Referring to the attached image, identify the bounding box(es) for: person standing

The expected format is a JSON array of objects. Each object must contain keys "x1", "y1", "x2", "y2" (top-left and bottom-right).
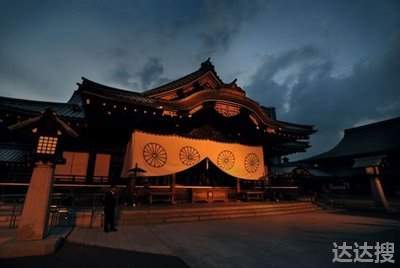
[{"x1": 104, "y1": 186, "x2": 117, "y2": 232}]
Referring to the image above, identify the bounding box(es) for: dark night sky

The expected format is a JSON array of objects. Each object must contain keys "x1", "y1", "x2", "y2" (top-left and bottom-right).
[{"x1": 1, "y1": 0, "x2": 399, "y2": 159}]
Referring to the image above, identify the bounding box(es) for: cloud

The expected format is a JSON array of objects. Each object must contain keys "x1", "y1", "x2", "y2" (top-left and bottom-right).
[
  {"x1": 109, "y1": 64, "x2": 139, "y2": 90},
  {"x1": 0, "y1": 49, "x2": 54, "y2": 100},
  {"x1": 0, "y1": 0, "x2": 398, "y2": 158},
  {"x1": 109, "y1": 57, "x2": 169, "y2": 90},
  {"x1": 136, "y1": 57, "x2": 166, "y2": 89},
  {"x1": 247, "y1": 35, "x2": 400, "y2": 159},
  {"x1": 195, "y1": 0, "x2": 265, "y2": 58}
]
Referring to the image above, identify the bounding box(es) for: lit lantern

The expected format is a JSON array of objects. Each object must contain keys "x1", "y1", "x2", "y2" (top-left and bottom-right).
[
  {"x1": 9, "y1": 108, "x2": 78, "y2": 241},
  {"x1": 9, "y1": 108, "x2": 78, "y2": 163},
  {"x1": 36, "y1": 136, "x2": 58, "y2": 155}
]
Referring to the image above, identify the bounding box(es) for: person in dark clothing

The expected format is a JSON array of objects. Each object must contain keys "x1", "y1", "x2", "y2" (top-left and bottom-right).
[{"x1": 104, "y1": 186, "x2": 117, "y2": 232}]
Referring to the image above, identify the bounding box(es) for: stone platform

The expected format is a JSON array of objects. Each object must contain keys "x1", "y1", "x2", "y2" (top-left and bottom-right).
[
  {"x1": 118, "y1": 201, "x2": 319, "y2": 225},
  {"x1": 1, "y1": 201, "x2": 320, "y2": 229},
  {"x1": 68, "y1": 210, "x2": 400, "y2": 268},
  {"x1": 0, "y1": 227, "x2": 72, "y2": 259}
]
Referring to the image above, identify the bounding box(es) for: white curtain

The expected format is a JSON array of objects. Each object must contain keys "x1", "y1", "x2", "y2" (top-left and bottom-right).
[{"x1": 122, "y1": 131, "x2": 266, "y2": 180}]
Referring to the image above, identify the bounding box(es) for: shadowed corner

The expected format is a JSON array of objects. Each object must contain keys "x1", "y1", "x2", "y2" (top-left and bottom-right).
[{"x1": 1, "y1": 241, "x2": 190, "y2": 268}]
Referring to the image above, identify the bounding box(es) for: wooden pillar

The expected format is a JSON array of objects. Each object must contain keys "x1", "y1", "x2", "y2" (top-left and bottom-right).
[
  {"x1": 86, "y1": 151, "x2": 96, "y2": 184},
  {"x1": 236, "y1": 178, "x2": 241, "y2": 201},
  {"x1": 171, "y1": 173, "x2": 176, "y2": 204},
  {"x1": 370, "y1": 175, "x2": 389, "y2": 210},
  {"x1": 17, "y1": 162, "x2": 54, "y2": 240},
  {"x1": 131, "y1": 176, "x2": 137, "y2": 205},
  {"x1": 365, "y1": 166, "x2": 389, "y2": 211}
]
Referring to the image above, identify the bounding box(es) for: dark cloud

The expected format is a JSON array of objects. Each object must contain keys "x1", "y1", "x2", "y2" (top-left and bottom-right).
[
  {"x1": 196, "y1": 0, "x2": 265, "y2": 58},
  {"x1": 247, "y1": 34, "x2": 400, "y2": 159},
  {"x1": 0, "y1": 49, "x2": 53, "y2": 99},
  {"x1": 110, "y1": 57, "x2": 169, "y2": 90},
  {"x1": 109, "y1": 64, "x2": 139, "y2": 90},
  {"x1": 136, "y1": 57, "x2": 168, "y2": 89},
  {"x1": 0, "y1": 0, "x2": 399, "y2": 158}
]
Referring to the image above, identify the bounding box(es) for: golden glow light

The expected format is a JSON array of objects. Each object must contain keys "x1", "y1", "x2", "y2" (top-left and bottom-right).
[
  {"x1": 36, "y1": 136, "x2": 58, "y2": 154},
  {"x1": 214, "y1": 102, "x2": 240, "y2": 117},
  {"x1": 122, "y1": 131, "x2": 266, "y2": 180},
  {"x1": 162, "y1": 110, "x2": 177, "y2": 117}
]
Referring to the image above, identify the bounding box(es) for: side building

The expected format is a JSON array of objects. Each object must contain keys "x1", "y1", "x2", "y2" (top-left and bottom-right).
[{"x1": 302, "y1": 117, "x2": 400, "y2": 200}]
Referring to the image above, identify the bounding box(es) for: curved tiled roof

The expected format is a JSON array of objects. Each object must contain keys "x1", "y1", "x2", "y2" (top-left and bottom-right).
[
  {"x1": 76, "y1": 74, "x2": 314, "y2": 135},
  {"x1": 78, "y1": 78, "x2": 157, "y2": 106},
  {"x1": 275, "y1": 120, "x2": 315, "y2": 134},
  {"x1": 142, "y1": 58, "x2": 223, "y2": 97},
  {"x1": 0, "y1": 143, "x2": 30, "y2": 163},
  {"x1": 0, "y1": 60, "x2": 316, "y2": 139},
  {"x1": 308, "y1": 117, "x2": 400, "y2": 160},
  {"x1": 0, "y1": 96, "x2": 84, "y2": 119}
]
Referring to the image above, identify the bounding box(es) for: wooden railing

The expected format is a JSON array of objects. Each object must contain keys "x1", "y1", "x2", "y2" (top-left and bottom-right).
[{"x1": 0, "y1": 192, "x2": 120, "y2": 229}]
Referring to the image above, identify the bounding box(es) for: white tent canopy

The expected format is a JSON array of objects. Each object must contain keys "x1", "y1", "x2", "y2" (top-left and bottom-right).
[{"x1": 122, "y1": 131, "x2": 266, "y2": 180}]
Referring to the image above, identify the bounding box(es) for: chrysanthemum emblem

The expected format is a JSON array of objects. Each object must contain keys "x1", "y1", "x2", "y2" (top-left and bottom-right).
[
  {"x1": 143, "y1": 143, "x2": 167, "y2": 168},
  {"x1": 217, "y1": 150, "x2": 235, "y2": 170},
  {"x1": 244, "y1": 153, "x2": 259, "y2": 173},
  {"x1": 179, "y1": 146, "x2": 200, "y2": 166}
]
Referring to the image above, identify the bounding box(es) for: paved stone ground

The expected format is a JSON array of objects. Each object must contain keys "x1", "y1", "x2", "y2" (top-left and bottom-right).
[
  {"x1": 1, "y1": 241, "x2": 189, "y2": 268},
  {"x1": 66, "y1": 210, "x2": 400, "y2": 268},
  {"x1": 1, "y1": 210, "x2": 399, "y2": 267}
]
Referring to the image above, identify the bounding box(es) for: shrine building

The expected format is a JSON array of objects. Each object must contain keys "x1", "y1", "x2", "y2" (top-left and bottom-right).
[{"x1": 0, "y1": 59, "x2": 315, "y2": 203}]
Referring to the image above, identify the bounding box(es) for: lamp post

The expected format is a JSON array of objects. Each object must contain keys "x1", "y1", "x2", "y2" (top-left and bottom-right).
[
  {"x1": 127, "y1": 163, "x2": 146, "y2": 206},
  {"x1": 9, "y1": 109, "x2": 78, "y2": 240}
]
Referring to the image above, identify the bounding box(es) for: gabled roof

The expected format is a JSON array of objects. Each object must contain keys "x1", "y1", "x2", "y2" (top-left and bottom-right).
[
  {"x1": 77, "y1": 78, "x2": 157, "y2": 106},
  {"x1": 307, "y1": 117, "x2": 400, "y2": 161},
  {"x1": 0, "y1": 96, "x2": 84, "y2": 119},
  {"x1": 66, "y1": 61, "x2": 316, "y2": 136},
  {"x1": 142, "y1": 58, "x2": 223, "y2": 97},
  {"x1": 0, "y1": 60, "x2": 316, "y2": 147},
  {"x1": 9, "y1": 108, "x2": 79, "y2": 138},
  {"x1": 275, "y1": 119, "x2": 315, "y2": 135}
]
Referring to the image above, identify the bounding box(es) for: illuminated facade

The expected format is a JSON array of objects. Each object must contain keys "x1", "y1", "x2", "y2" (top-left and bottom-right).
[{"x1": 0, "y1": 59, "x2": 315, "y2": 201}]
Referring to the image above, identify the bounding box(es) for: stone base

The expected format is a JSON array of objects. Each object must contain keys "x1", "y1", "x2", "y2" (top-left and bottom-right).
[
  {"x1": 17, "y1": 162, "x2": 54, "y2": 240},
  {"x1": 0, "y1": 227, "x2": 72, "y2": 259}
]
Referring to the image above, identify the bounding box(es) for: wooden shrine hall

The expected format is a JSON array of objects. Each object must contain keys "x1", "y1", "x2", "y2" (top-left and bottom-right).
[{"x1": 0, "y1": 59, "x2": 316, "y2": 203}]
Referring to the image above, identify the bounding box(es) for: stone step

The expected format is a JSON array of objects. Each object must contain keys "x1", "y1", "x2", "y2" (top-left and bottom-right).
[
  {"x1": 120, "y1": 202, "x2": 314, "y2": 215},
  {"x1": 120, "y1": 207, "x2": 320, "y2": 225},
  {"x1": 0, "y1": 202, "x2": 319, "y2": 228},
  {"x1": 119, "y1": 203, "x2": 319, "y2": 225},
  {"x1": 120, "y1": 202, "x2": 314, "y2": 216},
  {"x1": 119, "y1": 203, "x2": 316, "y2": 221}
]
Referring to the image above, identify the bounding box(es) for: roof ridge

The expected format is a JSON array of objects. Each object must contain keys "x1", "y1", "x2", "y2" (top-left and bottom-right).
[
  {"x1": 80, "y1": 77, "x2": 142, "y2": 95},
  {"x1": 0, "y1": 95, "x2": 74, "y2": 106},
  {"x1": 275, "y1": 119, "x2": 315, "y2": 130},
  {"x1": 345, "y1": 116, "x2": 400, "y2": 133},
  {"x1": 141, "y1": 69, "x2": 206, "y2": 96},
  {"x1": 142, "y1": 58, "x2": 223, "y2": 96},
  {"x1": 0, "y1": 96, "x2": 85, "y2": 119}
]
